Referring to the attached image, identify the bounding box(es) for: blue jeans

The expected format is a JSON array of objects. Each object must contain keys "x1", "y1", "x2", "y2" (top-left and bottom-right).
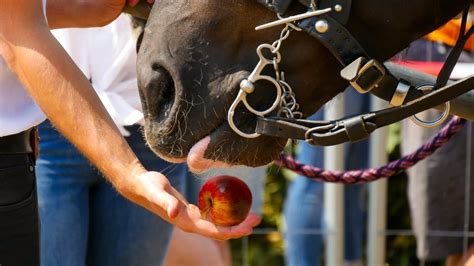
[
  {"x1": 36, "y1": 121, "x2": 185, "y2": 266},
  {"x1": 284, "y1": 89, "x2": 369, "y2": 266}
]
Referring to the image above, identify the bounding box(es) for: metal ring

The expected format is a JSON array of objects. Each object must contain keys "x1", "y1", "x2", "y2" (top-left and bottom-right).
[
  {"x1": 241, "y1": 75, "x2": 283, "y2": 117},
  {"x1": 410, "y1": 101, "x2": 451, "y2": 128}
]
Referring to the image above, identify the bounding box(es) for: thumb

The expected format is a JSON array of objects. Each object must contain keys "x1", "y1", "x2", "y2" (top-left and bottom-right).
[
  {"x1": 166, "y1": 194, "x2": 181, "y2": 219},
  {"x1": 153, "y1": 190, "x2": 181, "y2": 219}
]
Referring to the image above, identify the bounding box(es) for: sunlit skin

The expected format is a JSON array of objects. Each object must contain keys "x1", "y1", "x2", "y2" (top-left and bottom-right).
[{"x1": 199, "y1": 176, "x2": 253, "y2": 226}]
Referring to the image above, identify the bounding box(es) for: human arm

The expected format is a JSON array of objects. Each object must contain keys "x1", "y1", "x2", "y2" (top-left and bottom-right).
[
  {"x1": 46, "y1": 0, "x2": 154, "y2": 29},
  {"x1": 0, "y1": 0, "x2": 260, "y2": 240}
]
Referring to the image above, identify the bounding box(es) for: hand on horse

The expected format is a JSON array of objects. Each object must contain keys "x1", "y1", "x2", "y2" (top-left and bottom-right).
[
  {"x1": 123, "y1": 171, "x2": 262, "y2": 240},
  {"x1": 127, "y1": 0, "x2": 154, "y2": 6},
  {"x1": 46, "y1": 0, "x2": 155, "y2": 28}
]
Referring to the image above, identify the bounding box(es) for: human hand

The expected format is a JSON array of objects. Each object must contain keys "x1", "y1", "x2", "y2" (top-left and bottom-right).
[
  {"x1": 121, "y1": 171, "x2": 261, "y2": 240},
  {"x1": 127, "y1": 0, "x2": 154, "y2": 7}
]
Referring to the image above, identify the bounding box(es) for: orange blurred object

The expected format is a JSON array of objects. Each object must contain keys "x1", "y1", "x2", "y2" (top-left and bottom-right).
[{"x1": 425, "y1": 18, "x2": 474, "y2": 51}]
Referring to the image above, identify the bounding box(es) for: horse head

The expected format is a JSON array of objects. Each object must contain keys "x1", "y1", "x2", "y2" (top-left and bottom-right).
[{"x1": 136, "y1": 0, "x2": 469, "y2": 170}]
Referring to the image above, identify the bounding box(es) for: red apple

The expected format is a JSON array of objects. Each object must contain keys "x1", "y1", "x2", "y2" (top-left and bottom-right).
[{"x1": 198, "y1": 175, "x2": 253, "y2": 226}]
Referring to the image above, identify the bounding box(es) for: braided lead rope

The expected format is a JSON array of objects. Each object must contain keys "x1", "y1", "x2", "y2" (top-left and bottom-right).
[{"x1": 275, "y1": 116, "x2": 466, "y2": 184}]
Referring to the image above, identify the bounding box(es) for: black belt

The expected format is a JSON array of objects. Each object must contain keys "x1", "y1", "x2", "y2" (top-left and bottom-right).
[{"x1": 0, "y1": 129, "x2": 34, "y2": 154}]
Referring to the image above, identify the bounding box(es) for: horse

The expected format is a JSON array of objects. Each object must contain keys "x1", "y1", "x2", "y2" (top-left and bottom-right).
[{"x1": 134, "y1": 0, "x2": 472, "y2": 170}]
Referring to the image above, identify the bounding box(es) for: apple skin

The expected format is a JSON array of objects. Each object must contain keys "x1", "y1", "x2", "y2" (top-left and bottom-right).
[{"x1": 198, "y1": 175, "x2": 253, "y2": 226}]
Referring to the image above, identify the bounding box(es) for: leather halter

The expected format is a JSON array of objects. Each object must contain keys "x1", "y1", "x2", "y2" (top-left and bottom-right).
[
  {"x1": 253, "y1": 0, "x2": 474, "y2": 146},
  {"x1": 123, "y1": 1, "x2": 474, "y2": 146}
]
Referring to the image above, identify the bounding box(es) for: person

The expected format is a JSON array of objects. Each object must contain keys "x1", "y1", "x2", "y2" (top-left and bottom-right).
[
  {"x1": 0, "y1": 1, "x2": 259, "y2": 265},
  {"x1": 396, "y1": 17, "x2": 474, "y2": 265},
  {"x1": 283, "y1": 88, "x2": 369, "y2": 266},
  {"x1": 36, "y1": 14, "x2": 187, "y2": 266}
]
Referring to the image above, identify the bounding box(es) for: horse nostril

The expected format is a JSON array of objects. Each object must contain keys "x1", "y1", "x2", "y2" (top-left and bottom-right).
[
  {"x1": 152, "y1": 64, "x2": 175, "y2": 103},
  {"x1": 144, "y1": 64, "x2": 176, "y2": 121},
  {"x1": 152, "y1": 63, "x2": 161, "y2": 71},
  {"x1": 140, "y1": 63, "x2": 176, "y2": 122}
]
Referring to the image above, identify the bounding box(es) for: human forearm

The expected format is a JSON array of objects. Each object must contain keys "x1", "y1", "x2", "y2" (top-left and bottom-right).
[
  {"x1": 46, "y1": 0, "x2": 154, "y2": 29},
  {"x1": 46, "y1": 0, "x2": 124, "y2": 29},
  {"x1": 2, "y1": 22, "x2": 143, "y2": 189}
]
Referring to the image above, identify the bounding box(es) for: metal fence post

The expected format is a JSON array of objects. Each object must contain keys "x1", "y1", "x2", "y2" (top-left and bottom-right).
[
  {"x1": 324, "y1": 96, "x2": 345, "y2": 266},
  {"x1": 367, "y1": 96, "x2": 389, "y2": 266}
]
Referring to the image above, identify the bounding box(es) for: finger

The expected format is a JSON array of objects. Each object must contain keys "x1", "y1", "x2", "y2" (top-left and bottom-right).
[
  {"x1": 162, "y1": 192, "x2": 181, "y2": 219},
  {"x1": 167, "y1": 185, "x2": 189, "y2": 205},
  {"x1": 190, "y1": 212, "x2": 261, "y2": 240},
  {"x1": 187, "y1": 137, "x2": 232, "y2": 173},
  {"x1": 128, "y1": 0, "x2": 139, "y2": 6},
  {"x1": 148, "y1": 188, "x2": 182, "y2": 219},
  {"x1": 215, "y1": 213, "x2": 261, "y2": 238}
]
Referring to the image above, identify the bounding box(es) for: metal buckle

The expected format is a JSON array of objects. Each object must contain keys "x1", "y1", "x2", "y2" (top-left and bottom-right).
[{"x1": 351, "y1": 59, "x2": 386, "y2": 94}]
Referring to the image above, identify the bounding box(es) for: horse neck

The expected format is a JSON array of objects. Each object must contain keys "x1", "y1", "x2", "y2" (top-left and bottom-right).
[{"x1": 348, "y1": 0, "x2": 471, "y2": 60}]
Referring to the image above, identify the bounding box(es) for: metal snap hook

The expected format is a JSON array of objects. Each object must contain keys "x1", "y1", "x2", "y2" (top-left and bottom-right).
[{"x1": 227, "y1": 44, "x2": 284, "y2": 138}]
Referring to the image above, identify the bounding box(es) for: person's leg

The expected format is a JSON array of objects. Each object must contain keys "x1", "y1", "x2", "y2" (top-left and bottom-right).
[
  {"x1": 36, "y1": 121, "x2": 93, "y2": 266},
  {"x1": 165, "y1": 227, "x2": 229, "y2": 266},
  {"x1": 0, "y1": 153, "x2": 39, "y2": 266},
  {"x1": 343, "y1": 184, "x2": 365, "y2": 264},
  {"x1": 87, "y1": 125, "x2": 185, "y2": 266},
  {"x1": 283, "y1": 110, "x2": 325, "y2": 266},
  {"x1": 342, "y1": 89, "x2": 369, "y2": 264},
  {"x1": 284, "y1": 174, "x2": 324, "y2": 266}
]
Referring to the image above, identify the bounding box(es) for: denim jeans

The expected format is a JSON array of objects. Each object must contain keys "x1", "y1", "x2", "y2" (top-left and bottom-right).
[
  {"x1": 283, "y1": 89, "x2": 369, "y2": 266},
  {"x1": 36, "y1": 121, "x2": 185, "y2": 266}
]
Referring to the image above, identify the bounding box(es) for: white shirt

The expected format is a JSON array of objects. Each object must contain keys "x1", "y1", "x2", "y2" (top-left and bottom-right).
[
  {"x1": 52, "y1": 15, "x2": 143, "y2": 136},
  {"x1": 0, "y1": 0, "x2": 48, "y2": 137}
]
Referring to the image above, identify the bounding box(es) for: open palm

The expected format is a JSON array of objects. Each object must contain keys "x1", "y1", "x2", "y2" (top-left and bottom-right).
[{"x1": 123, "y1": 171, "x2": 261, "y2": 240}]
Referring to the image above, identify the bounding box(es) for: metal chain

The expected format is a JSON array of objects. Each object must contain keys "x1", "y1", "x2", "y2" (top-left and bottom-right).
[
  {"x1": 268, "y1": 24, "x2": 303, "y2": 119},
  {"x1": 227, "y1": 14, "x2": 307, "y2": 138}
]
